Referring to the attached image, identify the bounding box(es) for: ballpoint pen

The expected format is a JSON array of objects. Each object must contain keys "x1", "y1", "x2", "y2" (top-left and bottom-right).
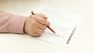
[{"x1": 31, "y1": 11, "x2": 55, "y2": 33}]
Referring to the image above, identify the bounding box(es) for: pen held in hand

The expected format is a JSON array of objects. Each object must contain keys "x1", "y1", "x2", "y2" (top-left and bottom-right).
[{"x1": 31, "y1": 11, "x2": 55, "y2": 33}]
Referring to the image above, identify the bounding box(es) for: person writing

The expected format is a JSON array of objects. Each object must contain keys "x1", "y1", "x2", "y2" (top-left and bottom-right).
[{"x1": 0, "y1": 11, "x2": 50, "y2": 37}]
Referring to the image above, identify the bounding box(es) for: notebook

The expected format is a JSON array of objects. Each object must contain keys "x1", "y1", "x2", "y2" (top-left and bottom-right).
[{"x1": 32, "y1": 7, "x2": 81, "y2": 46}]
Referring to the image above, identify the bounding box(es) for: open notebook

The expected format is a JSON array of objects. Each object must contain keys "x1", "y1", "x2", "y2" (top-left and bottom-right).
[{"x1": 32, "y1": 7, "x2": 81, "y2": 46}]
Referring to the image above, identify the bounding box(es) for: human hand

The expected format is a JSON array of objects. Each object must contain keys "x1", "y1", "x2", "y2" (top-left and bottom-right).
[{"x1": 24, "y1": 13, "x2": 50, "y2": 37}]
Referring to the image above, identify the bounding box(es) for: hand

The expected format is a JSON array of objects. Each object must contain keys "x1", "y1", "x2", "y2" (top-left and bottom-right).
[{"x1": 24, "y1": 13, "x2": 50, "y2": 37}]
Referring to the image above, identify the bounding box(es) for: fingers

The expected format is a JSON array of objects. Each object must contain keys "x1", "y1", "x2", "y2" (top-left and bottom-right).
[
  {"x1": 25, "y1": 13, "x2": 50, "y2": 37},
  {"x1": 31, "y1": 15, "x2": 49, "y2": 26},
  {"x1": 36, "y1": 13, "x2": 47, "y2": 20},
  {"x1": 30, "y1": 31, "x2": 41, "y2": 37},
  {"x1": 31, "y1": 25, "x2": 45, "y2": 37},
  {"x1": 35, "y1": 22, "x2": 47, "y2": 30},
  {"x1": 32, "y1": 21, "x2": 46, "y2": 33},
  {"x1": 35, "y1": 28, "x2": 44, "y2": 35},
  {"x1": 27, "y1": 19, "x2": 47, "y2": 37}
]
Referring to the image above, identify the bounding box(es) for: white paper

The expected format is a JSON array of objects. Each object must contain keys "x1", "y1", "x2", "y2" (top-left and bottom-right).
[{"x1": 32, "y1": 7, "x2": 81, "y2": 46}]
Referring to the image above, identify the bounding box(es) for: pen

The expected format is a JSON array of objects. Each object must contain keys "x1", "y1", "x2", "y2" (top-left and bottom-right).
[{"x1": 31, "y1": 11, "x2": 55, "y2": 33}]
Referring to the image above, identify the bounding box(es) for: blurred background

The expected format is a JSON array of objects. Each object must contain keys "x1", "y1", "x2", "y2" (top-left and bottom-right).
[{"x1": 0, "y1": 0, "x2": 94, "y2": 53}]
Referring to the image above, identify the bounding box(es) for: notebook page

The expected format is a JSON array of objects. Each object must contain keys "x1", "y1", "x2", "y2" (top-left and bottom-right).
[{"x1": 32, "y1": 7, "x2": 81, "y2": 46}]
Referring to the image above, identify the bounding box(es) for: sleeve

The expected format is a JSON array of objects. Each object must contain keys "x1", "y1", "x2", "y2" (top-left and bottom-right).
[{"x1": 0, "y1": 11, "x2": 27, "y2": 33}]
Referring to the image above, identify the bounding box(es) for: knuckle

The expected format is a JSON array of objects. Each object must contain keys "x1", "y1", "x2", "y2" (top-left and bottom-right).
[
  {"x1": 39, "y1": 17, "x2": 44, "y2": 21},
  {"x1": 39, "y1": 29, "x2": 43, "y2": 34},
  {"x1": 42, "y1": 25, "x2": 46, "y2": 29},
  {"x1": 44, "y1": 21, "x2": 49, "y2": 26},
  {"x1": 31, "y1": 32, "x2": 41, "y2": 37},
  {"x1": 35, "y1": 17, "x2": 43, "y2": 22},
  {"x1": 38, "y1": 14, "x2": 47, "y2": 19}
]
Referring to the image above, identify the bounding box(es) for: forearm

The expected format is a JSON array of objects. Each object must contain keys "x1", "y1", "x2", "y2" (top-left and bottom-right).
[{"x1": 0, "y1": 11, "x2": 27, "y2": 33}]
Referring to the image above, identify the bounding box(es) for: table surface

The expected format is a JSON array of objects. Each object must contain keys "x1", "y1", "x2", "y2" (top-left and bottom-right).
[{"x1": 0, "y1": 0, "x2": 94, "y2": 53}]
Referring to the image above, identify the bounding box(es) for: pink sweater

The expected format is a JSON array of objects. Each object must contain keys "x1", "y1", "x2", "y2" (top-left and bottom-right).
[{"x1": 0, "y1": 12, "x2": 27, "y2": 33}]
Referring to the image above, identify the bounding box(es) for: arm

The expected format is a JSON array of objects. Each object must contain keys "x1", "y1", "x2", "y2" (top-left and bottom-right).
[
  {"x1": 0, "y1": 11, "x2": 27, "y2": 33},
  {"x1": 0, "y1": 11, "x2": 49, "y2": 37}
]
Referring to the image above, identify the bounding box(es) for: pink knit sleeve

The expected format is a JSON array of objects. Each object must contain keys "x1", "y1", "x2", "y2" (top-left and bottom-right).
[{"x1": 0, "y1": 12, "x2": 27, "y2": 33}]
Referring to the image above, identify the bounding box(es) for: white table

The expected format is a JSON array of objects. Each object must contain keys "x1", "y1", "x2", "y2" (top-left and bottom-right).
[{"x1": 0, "y1": 0, "x2": 94, "y2": 53}]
